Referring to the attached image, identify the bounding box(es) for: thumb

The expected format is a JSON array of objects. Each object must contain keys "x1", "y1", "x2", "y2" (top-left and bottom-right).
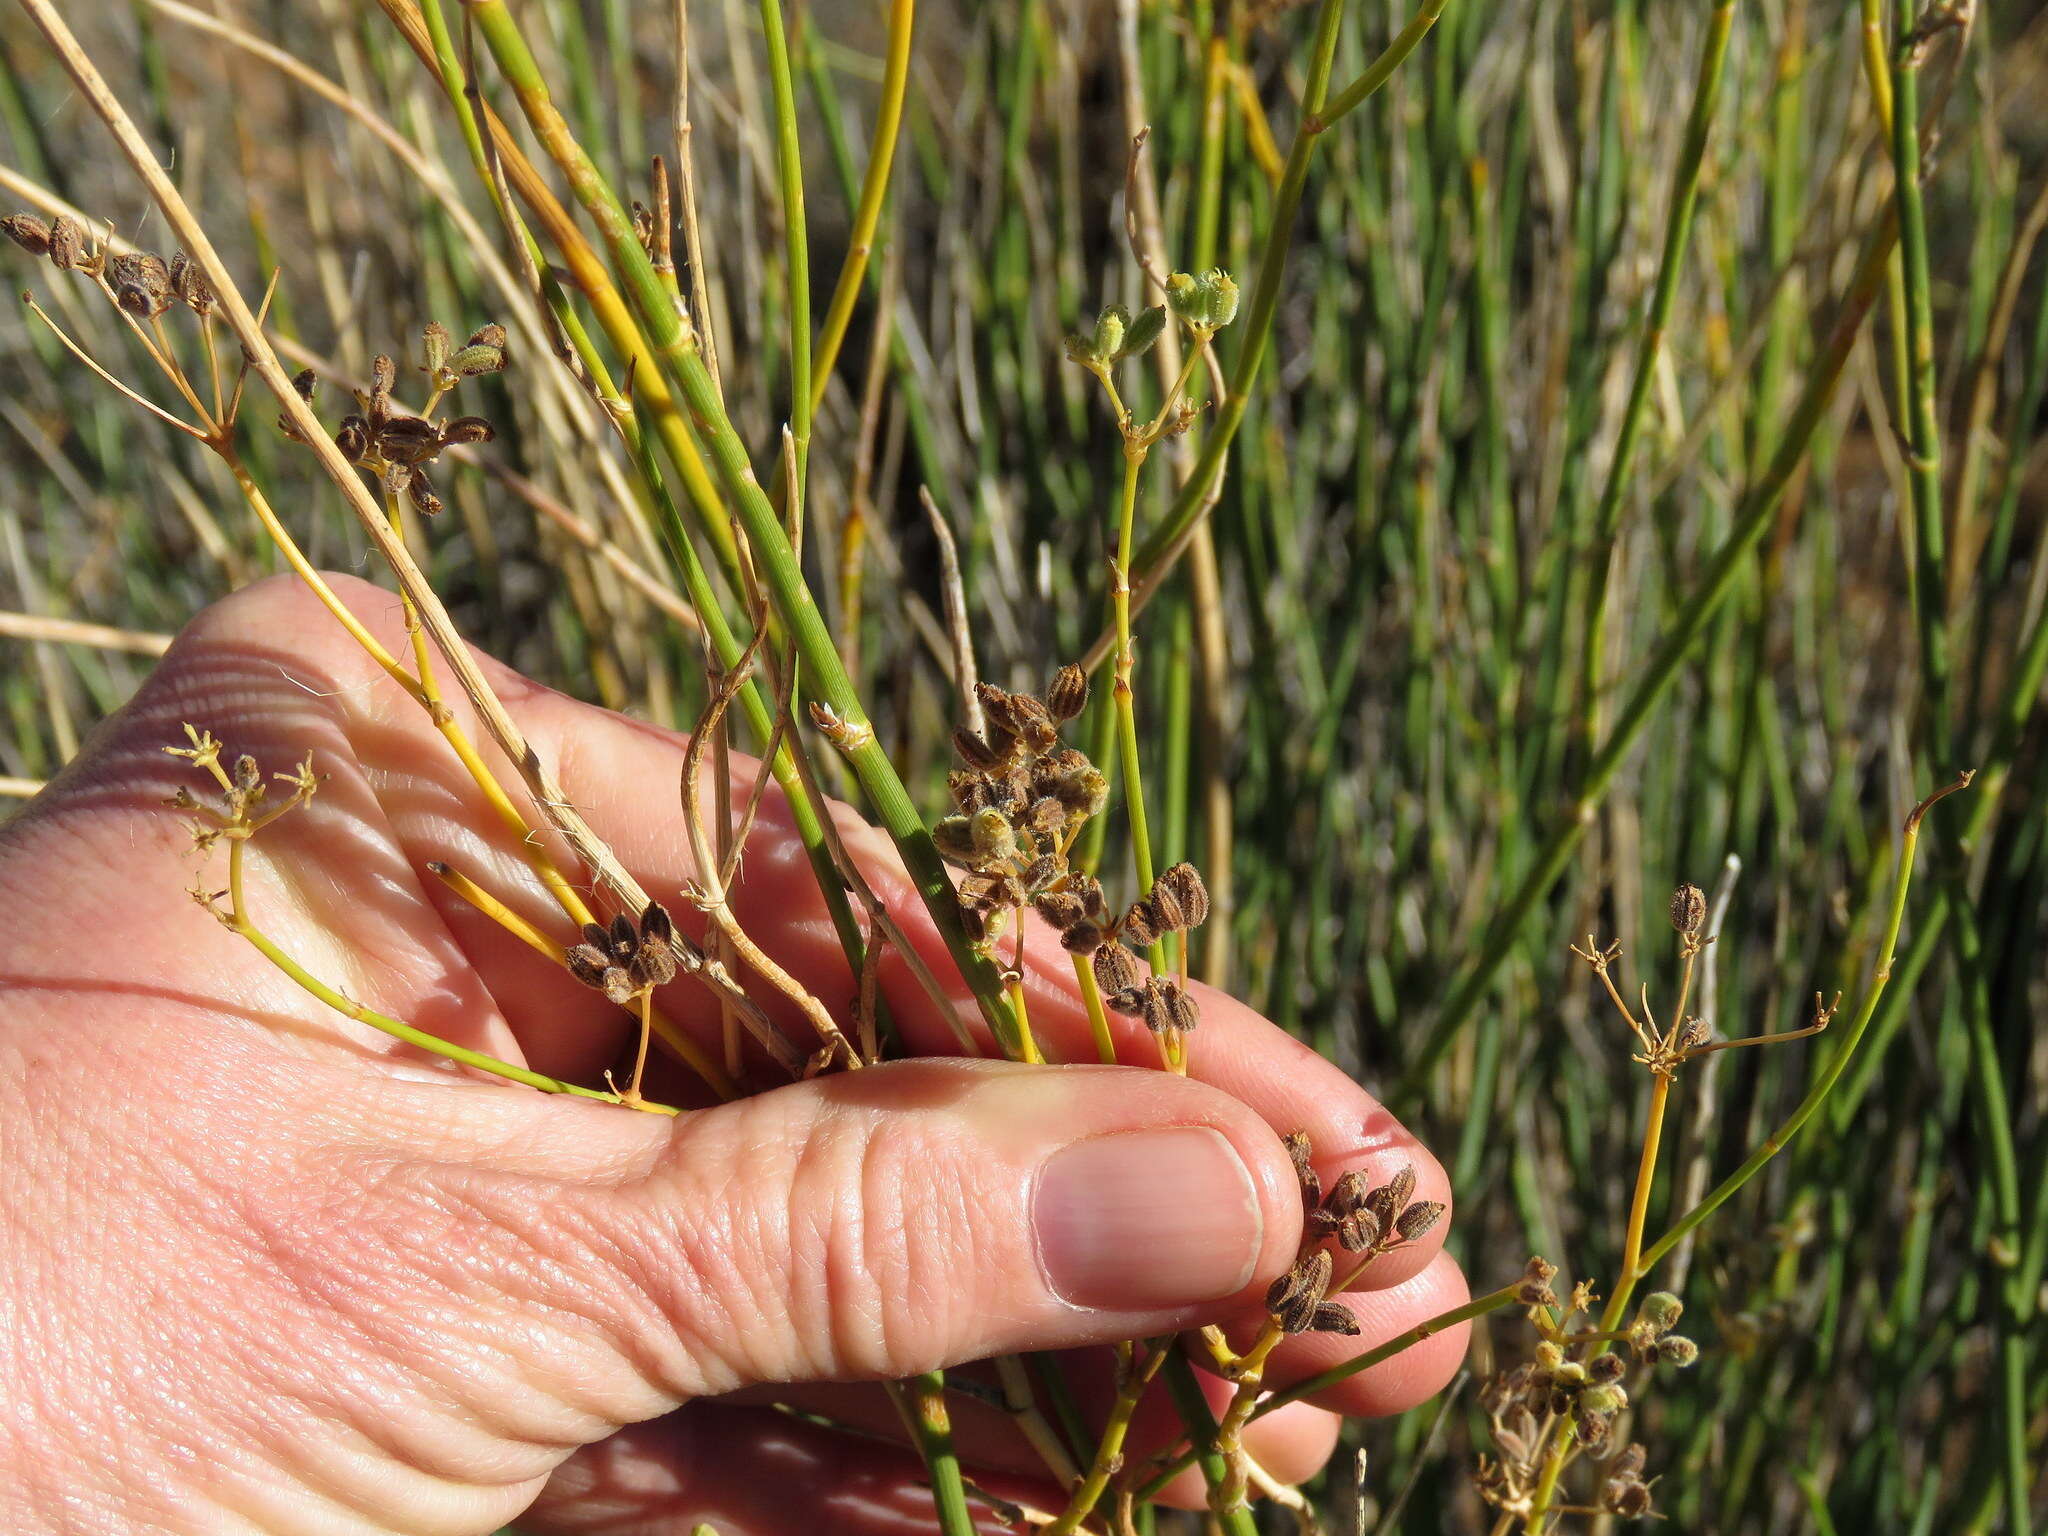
[{"x1": 510, "y1": 1058, "x2": 1304, "y2": 1396}]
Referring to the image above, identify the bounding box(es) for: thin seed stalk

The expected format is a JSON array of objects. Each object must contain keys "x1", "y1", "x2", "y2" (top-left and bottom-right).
[
  {"x1": 899, "y1": 1373, "x2": 976, "y2": 1536},
  {"x1": 1039, "y1": 1341, "x2": 1167, "y2": 1536},
  {"x1": 225, "y1": 840, "x2": 675, "y2": 1113},
  {"x1": 1520, "y1": 774, "x2": 1968, "y2": 1530},
  {"x1": 1104, "y1": 0, "x2": 1461, "y2": 649}
]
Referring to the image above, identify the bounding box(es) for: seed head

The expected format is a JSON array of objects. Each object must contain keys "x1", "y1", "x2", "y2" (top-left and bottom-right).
[
  {"x1": 1655, "y1": 1335, "x2": 1699, "y2": 1367},
  {"x1": 1090, "y1": 943, "x2": 1142, "y2": 996},
  {"x1": 334, "y1": 414, "x2": 371, "y2": 463},
  {"x1": 1309, "y1": 1302, "x2": 1360, "y2": 1335},
  {"x1": 1104, "y1": 985, "x2": 1147, "y2": 1016},
  {"x1": 1045, "y1": 663, "x2": 1089, "y2": 722},
  {"x1": 968, "y1": 806, "x2": 1018, "y2": 863},
  {"x1": 1395, "y1": 1199, "x2": 1447, "y2": 1243},
  {"x1": 439, "y1": 415, "x2": 496, "y2": 446},
  {"x1": 421, "y1": 320, "x2": 451, "y2": 375},
  {"x1": 405, "y1": 466, "x2": 443, "y2": 516},
  {"x1": 377, "y1": 415, "x2": 443, "y2": 465},
  {"x1": 106, "y1": 250, "x2": 172, "y2": 317},
  {"x1": 1333, "y1": 1207, "x2": 1381, "y2": 1253},
  {"x1": 1120, "y1": 899, "x2": 1160, "y2": 949},
  {"x1": 1147, "y1": 879, "x2": 1186, "y2": 933},
  {"x1": 47, "y1": 216, "x2": 86, "y2": 270},
  {"x1": 1034, "y1": 890, "x2": 1085, "y2": 930},
  {"x1": 2, "y1": 213, "x2": 51, "y2": 255},
  {"x1": 952, "y1": 728, "x2": 1003, "y2": 771},
  {"x1": 1636, "y1": 1292, "x2": 1683, "y2": 1333},
  {"x1": 1156, "y1": 862, "x2": 1210, "y2": 928},
  {"x1": 1057, "y1": 920, "x2": 1105, "y2": 954},
  {"x1": 1283, "y1": 1130, "x2": 1320, "y2": 1216},
  {"x1": 1267, "y1": 1249, "x2": 1333, "y2": 1334},
  {"x1": 1603, "y1": 1479, "x2": 1653, "y2": 1519},
  {"x1": 1670, "y1": 882, "x2": 1707, "y2": 936},
  {"x1": 168, "y1": 252, "x2": 214, "y2": 314},
  {"x1": 1321, "y1": 1169, "x2": 1369, "y2": 1221}
]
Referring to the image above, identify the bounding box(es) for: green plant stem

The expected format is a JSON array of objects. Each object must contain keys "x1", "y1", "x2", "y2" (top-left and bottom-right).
[
  {"x1": 809, "y1": 0, "x2": 911, "y2": 408},
  {"x1": 225, "y1": 840, "x2": 675, "y2": 1114},
  {"x1": 1040, "y1": 1341, "x2": 1166, "y2": 1536},
  {"x1": 899, "y1": 1373, "x2": 976, "y2": 1536},
  {"x1": 1633, "y1": 772, "x2": 1969, "y2": 1278},
  {"x1": 1157, "y1": 1347, "x2": 1258, "y2": 1536},
  {"x1": 758, "y1": 0, "x2": 810, "y2": 508},
  {"x1": 1524, "y1": 775, "x2": 1965, "y2": 1530},
  {"x1": 1086, "y1": 0, "x2": 1348, "y2": 666},
  {"x1": 1072, "y1": 952, "x2": 1119, "y2": 1064},
  {"x1": 1574, "y1": 0, "x2": 1735, "y2": 747}
]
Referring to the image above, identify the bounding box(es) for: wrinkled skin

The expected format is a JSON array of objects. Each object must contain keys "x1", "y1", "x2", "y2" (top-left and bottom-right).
[{"x1": 0, "y1": 576, "x2": 1468, "y2": 1534}]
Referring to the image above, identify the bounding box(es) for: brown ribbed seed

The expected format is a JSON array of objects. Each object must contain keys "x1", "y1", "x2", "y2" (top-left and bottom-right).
[
  {"x1": 1045, "y1": 663, "x2": 1088, "y2": 722},
  {"x1": 1120, "y1": 901, "x2": 1160, "y2": 949},
  {"x1": 1322, "y1": 1169, "x2": 1369, "y2": 1220},
  {"x1": 334, "y1": 415, "x2": 370, "y2": 462},
  {"x1": 1157, "y1": 862, "x2": 1211, "y2": 928},
  {"x1": 106, "y1": 251, "x2": 172, "y2": 317},
  {"x1": 405, "y1": 468, "x2": 442, "y2": 516},
  {"x1": 1147, "y1": 880, "x2": 1186, "y2": 933},
  {"x1": 1, "y1": 213, "x2": 51, "y2": 254},
  {"x1": 377, "y1": 416, "x2": 443, "y2": 465},
  {"x1": 1058, "y1": 921, "x2": 1105, "y2": 954},
  {"x1": 1283, "y1": 1130, "x2": 1321, "y2": 1215},
  {"x1": 47, "y1": 216, "x2": 86, "y2": 269},
  {"x1": 168, "y1": 252, "x2": 214, "y2": 314},
  {"x1": 1396, "y1": 1200, "x2": 1447, "y2": 1243},
  {"x1": 1104, "y1": 986, "x2": 1148, "y2": 1017},
  {"x1": 952, "y1": 728, "x2": 1002, "y2": 771},
  {"x1": 1670, "y1": 882, "x2": 1707, "y2": 935},
  {"x1": 1309, "y1": 1303, "x2": 1361, "y2": 1336},
  {"x1": 634, "y1": 903, "x2": 679, "y2": 986},
  {"x1": 1336, "y1": 1208, "x2": 1382, "y2": 1253},
  {"x1": 1156, "y1": 980, "x2": 1200, "y2": 1032},
  {"x1": 1034, "y1": 890, "x2": 1085, "y2": 930},
  {"x1": 1267, "y1": 1250, "x2": 1333, "y2": 1334},
  {"x1": 439, "y1": 415, "x2": 495, "y2": 446}
]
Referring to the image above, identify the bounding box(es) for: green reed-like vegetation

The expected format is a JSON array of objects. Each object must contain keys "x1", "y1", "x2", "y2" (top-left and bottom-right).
[{"x1": 1, "y1": 0, "x2": 2044, "y2": 1529}]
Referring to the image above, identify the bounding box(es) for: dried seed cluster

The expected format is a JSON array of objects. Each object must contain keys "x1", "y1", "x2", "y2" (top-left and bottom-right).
[
  {"x1": 565, "y1": 902, "x2": 681, "y2": 1006},
  {"x1": 1263, "y1": 1248, "x2": 1357, "y2": 1337},
  {"x1": 4, "y1": 212, "x2": 215, "y2": 316},
  {"x1": 935, "y1": 669, "x2": 1107, "y2": 949},
  {"x1": 1284, "y1": 1131, "x2": 1445, "y2": 1259},
  {"x1": 298, "y1": 326, "x2": 503, "y2": 515},
  {"x1": 1475, "y1": 1274, "x2": 1696, "y2": 1522}
]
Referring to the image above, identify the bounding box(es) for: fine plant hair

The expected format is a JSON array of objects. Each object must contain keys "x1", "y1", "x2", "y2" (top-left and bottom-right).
[{"x1": 2, "y1": 0, "x2": 2045, "y2": 1533}]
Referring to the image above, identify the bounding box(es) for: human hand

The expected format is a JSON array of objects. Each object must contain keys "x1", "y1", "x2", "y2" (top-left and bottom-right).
[{"x1": 0, "y1": 575, "x2": 1467, "y2": 1534}]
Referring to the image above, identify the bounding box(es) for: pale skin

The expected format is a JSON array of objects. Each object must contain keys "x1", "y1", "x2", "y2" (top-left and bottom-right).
[{"x1": 0, "y1": 574, "x2": 1469, "y2": 1535}]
